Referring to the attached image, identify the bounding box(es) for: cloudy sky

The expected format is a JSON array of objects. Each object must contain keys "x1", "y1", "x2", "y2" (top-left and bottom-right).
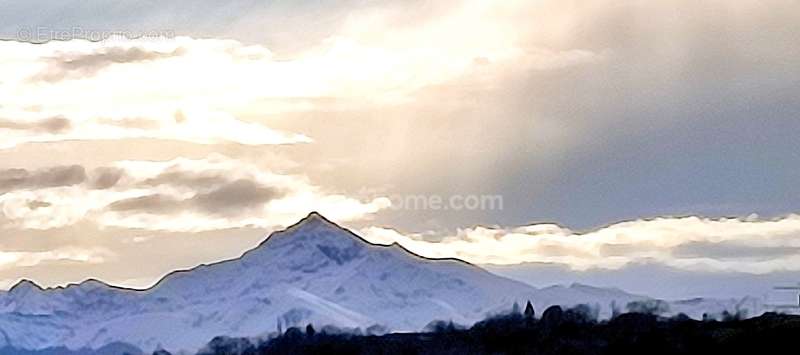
[{"x1": 0, "y1": 0, "x2": 799, "y2": 299}]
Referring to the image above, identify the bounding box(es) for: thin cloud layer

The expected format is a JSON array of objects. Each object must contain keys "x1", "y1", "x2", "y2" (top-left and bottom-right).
[
  {"x1": 108, "y1": 179, "x2": 281, "y2": 216},
  {"x1": 0, "y1": 1, "x2": 598, "y2": 150},
  {"x1": 0, "y1": 246, "x2": 112, "y2": 271},
  {"x1": 32, "y1": 46, "x2": 185, "y2": 82},
  {"x1": 0, "y1": 116, "x2": 71, "y2": 133},
  {"x1": 0, "y1": 38, "x2": 312, "y2": 148},
  {"x1": 361, "y1": 215, "x2": 800, "y2": 273},
  {"x1": 0, "y1": 155, "x2": 390, "y2": 231},
  {"x1": 0, "y1": 165, "x2": 86, "y2": 192}
]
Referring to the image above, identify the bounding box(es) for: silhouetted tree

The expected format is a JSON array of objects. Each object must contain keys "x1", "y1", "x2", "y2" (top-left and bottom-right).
[
  {"x1": 626, "y1": 299, "x2": 670, "y2": 315},
  {"x1": 523, "y1": 300, "x2": 535, "y2": 318},
  {"x1": 285, "y1": 326, "x2": 304, "y2": 340},
  {"x1": 195, "y1": 302, "x2": 800, "y2": 355},
  {"x1": 541, "y1": 305, "x2": 563, "y2": 326},
  {"x1": 564, "y1": 304, "x2": 597, "y2": 324},
  {"x1": 511, "y1": 301, "x2": 521, "y2": 314},
  {"x1": 306, "y1": 324, "x2": 316, "y2": 337},
  {"x1": 425, "y1": 320, "x2": 463, "y2": 333},
  {"x1": 671, "y1": 313, "x2": 691, "y2": 322},
  {"x1": 611, "y1": 300, "x2": 622, "y2": 319},
  {"x1": 198, "y1": 336, "x2": 255, "y2": 355}
]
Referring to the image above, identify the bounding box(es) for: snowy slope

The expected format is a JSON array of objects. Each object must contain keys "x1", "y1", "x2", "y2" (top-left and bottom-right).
[
  {"x1": 0, "y1": 213, "x2": 767, "y2": 353},
  {"x1": 0, "y1": 213, "x2": 538, "y2": 352}
]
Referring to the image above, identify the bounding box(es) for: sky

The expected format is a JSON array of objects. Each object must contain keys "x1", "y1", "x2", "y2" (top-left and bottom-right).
[{"x1": 0, "y1": 0, "x2": 799, "y2": 299}]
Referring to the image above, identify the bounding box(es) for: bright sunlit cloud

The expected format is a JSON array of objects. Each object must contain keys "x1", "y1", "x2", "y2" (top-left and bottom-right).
[
  {"x1": 361, "y1": 215, "x2": 800, "y2": 273},
  {"x1": 0, "y1": 0, "x2": 600, "y2": 150},
  {"x1": 0, "y1": 247, "x2": 113, "y2": 271}
]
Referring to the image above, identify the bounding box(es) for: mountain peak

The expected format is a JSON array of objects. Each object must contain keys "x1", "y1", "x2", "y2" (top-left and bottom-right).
[
  {"x1": 304, "y1": 211, "x2": 325, "y2": 219},
  {"x1": 245, "y1": 212, "x2": 365, "y2": 257},
  {"x1": 9, "y1": 279, "x2": 43, "y2": 293},
  {"x1": 297, "y1": 211, "x2": 333, "y2": 226},
  {"x1": 73, "y1": 278, "x2": 112, "y2": 291},
  {"x1": 282, "y1": 211, "x2": 351, "y2": 236}
]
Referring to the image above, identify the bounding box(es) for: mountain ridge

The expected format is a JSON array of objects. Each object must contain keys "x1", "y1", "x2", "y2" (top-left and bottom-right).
[
  {"x1": 5, "y1": 212, "x2": 485, "y2": 295},
  {"x1": 0, "y1": 212, "x2": 542, "y2": 351},
  {"x1": 0, "y1": 212, "x2": 768, "y2": 352}
]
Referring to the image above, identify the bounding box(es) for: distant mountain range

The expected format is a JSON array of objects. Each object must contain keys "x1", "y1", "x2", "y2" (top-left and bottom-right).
[{"x1": 0, "y1": 213, "x2": 767, "y2": 353}]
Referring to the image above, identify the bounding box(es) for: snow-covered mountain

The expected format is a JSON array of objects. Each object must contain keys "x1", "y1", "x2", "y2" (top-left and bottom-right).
[
  {"x1": 0, "y1": 213, "x2": 532, "y2": 352},
  {"x1": 0, "y1": 213, "x2": 767, "y2": 353}
]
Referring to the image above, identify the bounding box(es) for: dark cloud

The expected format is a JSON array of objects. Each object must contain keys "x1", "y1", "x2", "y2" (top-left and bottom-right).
[
  {"x1": 37, "y1": 117, "x2": 72, "y2": 133},
  {"x1": 174, "y1": 110, "x2": 187, "y2": 124},
  {"x1": 26, "y1": 200, "x2": 51, "y2": 210},
  {"x1": 141, "y1": 170, "x2": 229, "y2": 189},
  {"x1": 0, "y1": 168, "x2": 28, "y2": 189},
  {"x1": 0, "y1": 165, "x2": 86, "y2": 192},
  {"x1": 0, "y1": 116, "x2": 71, "y2": 134},
  {"x1": 108, "y1": 194, "x2": 183, "y2": 214},
  {"x1": 529, "y1": 243, "x2": 587, "y2": 258},
  {"x1": 91, "y1": 167, "x2": 125, "y2": 189},
  {"x1": 35, "y1": 165, "x2": 87, "y2": 187},
  {"x1": 107, "y1": 179, "x2": 281, "y2": 216},
  {"x1": 600, "y1": 243, "x2": 657, "y2": 258},
  {"x1": 32, "y1": 47, "x2": 184, "y2": 82},
  {"x1": 0, "y1": 164, "x2": 126, "y2": 193},
  {"x1": 672, "y1": 241, "x2": 800, "y2": 260},
  {"x1": 190, "y1": 179, "x2": 279, "y2": 214}
]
